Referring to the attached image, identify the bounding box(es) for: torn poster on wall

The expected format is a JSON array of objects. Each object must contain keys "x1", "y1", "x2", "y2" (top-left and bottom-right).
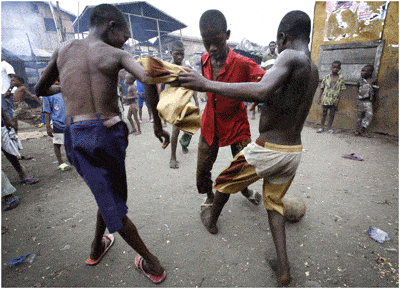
[
  {"x1": 326, "y1": 1, "x2": 387, "y2": 23},
  {"x1": 324, "y1": 1, "x2": 388, "y2": 41}
]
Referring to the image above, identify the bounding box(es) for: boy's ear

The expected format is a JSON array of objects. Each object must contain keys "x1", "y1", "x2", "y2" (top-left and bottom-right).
[
  {"x1": 279, "y1": 32, "x2": 287, "y2": 45},
  {"x1": 108, "y1": 20, "x2": 117, "y2": 30},
  {"x1": 226, "y1": 30, "x2": 231, "y2": 40}
]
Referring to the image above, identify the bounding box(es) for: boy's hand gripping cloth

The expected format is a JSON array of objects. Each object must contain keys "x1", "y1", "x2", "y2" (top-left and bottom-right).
[{"x1": 140, "y1": 57, "x2": 201, "y2": 135}]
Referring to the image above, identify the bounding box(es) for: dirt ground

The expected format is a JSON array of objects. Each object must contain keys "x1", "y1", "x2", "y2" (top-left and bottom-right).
[{"x1": 2, "y1": 102, "x2": 399, "y2": 287}]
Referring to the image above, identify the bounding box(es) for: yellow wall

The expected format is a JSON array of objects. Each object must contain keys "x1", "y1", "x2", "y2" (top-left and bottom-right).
[{"x1": 308, "y1": 1, "x2": 399, "y2": 135}]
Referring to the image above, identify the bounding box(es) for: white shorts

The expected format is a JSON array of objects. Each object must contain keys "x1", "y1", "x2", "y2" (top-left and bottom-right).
[{"x1": 53, "y1": 133, "x2": 64, "y2": 145}]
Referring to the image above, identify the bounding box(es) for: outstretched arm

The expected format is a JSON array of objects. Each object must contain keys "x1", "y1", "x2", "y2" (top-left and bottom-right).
[
  {"x1": 35, "y1": 49, "x2": 60, "y2": 96},
  {"x1": 121, "y1": 52, "x2": 150, "y2": 84},
  {"x1": 23, "y1": 87, "x2": 42, "y2": 106},
  {"x1": 179, "y1": 50, "x2": 293, "y2": 103}
]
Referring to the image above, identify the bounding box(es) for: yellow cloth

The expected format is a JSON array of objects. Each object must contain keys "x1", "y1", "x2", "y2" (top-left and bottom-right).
[{"x1": 140, "y1": 57, "x2": 201, "y2": 135}]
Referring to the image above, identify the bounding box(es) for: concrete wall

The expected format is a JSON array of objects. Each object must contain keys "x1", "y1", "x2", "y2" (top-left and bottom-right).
[{"x1": 308, "y1": 1, "x2": 398, "y2": 136}]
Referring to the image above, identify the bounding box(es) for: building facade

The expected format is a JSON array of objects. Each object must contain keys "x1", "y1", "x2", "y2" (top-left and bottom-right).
[{"x1": 308, "y1": 1, "x2": 398, "y2": 136}]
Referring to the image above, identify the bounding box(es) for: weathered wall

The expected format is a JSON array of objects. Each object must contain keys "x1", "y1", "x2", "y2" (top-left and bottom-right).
[{"x1": 308, "y1": 1, "x2": 398, "y2": 136}]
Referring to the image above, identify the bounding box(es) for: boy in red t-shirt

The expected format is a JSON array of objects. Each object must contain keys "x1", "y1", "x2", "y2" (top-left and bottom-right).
[{"x1": 196, "y1": 10, "x2": 265, "y2": 208}]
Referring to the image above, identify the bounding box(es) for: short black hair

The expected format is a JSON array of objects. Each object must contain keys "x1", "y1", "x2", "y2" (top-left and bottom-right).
[
  {"x1": 269, "y1": 41, "x2": 276, "y2": 45},
  {"x1": 364, "y1": 64, "x2": 374, "y2": 72},
  {"x1": 171, "y1": 40, "x2": 184, "y2": 51},
  {"x1": 13, "y1": 75, "x2": 24, "y2": 84},
  {"x1": 199, "y1": 10, "x2": 227, "y2": 35},
  {"x1": 332, "y1": 60, "x2": 342, "y2": 66},
  {"x1": 89, "y1": 4, "x2": 127, "y2": 28},
  {"x1": 277, "y1": 10, "x2": 311, "y2": 43}
]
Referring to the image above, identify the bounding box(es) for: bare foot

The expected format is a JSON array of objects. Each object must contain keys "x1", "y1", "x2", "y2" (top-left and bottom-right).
[
  {"x1": 268, "y1": 259, "x2": 291, "y2": 286},
  {"x1": 169, "y1": 159, "x2": 179, "y2": 169},
  {"x1": 245, "y1": 190, "x2": 261, "y2": 205},
  {"x1": 200, "y1": 207, "x2": 218, "y2": 234}
]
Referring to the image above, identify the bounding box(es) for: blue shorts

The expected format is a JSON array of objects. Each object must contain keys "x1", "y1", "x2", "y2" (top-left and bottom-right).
[
  {"x1": 64, "y1": 118, "x2": 129, "y2": 233},
  {"x1": 2, "y1": 95, "x2": 14, "y2": 120},
  {"x1": 52, "y1": 124, "x2": 65, "y2": 134},
  {"x1": 138, "y1": 93, "x2": 148, "y2": 108}
]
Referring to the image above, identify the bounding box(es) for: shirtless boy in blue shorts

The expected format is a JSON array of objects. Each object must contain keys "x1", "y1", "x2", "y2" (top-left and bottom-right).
[
  {"x1": 35, "y1": 4, "x2": 169, "y2": 284},
  {"x1": 179, "y1": 10, "x2": 319, "y2": 286}
]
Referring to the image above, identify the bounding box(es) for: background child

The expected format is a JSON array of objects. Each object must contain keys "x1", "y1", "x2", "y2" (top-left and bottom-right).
[
  {"x1": 355, "y1": 64, "x2": 378, "y2": 137},
  {"x1": 42, "y1": 79, "x2": 70, "y2": 171},
  {"x1": 11, "y1": 75, "x2": 42, "y2": 132},
  {"x1": 159, "y1": 40, "x2": 199, "y2": 169},
  {"x1": 136, "y1": 78, "x2": 153, "y2": 123},
  {"x1": 123, "y1": 73, "x2": 141, "y2": 134},
  {"x1": 317, "y1": 60, "x2": 346, "y2": 133}
]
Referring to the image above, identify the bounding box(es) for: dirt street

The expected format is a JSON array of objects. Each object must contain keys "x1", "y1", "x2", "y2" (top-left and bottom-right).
[{"x1": 2, "y1": 102, "x2": 398, "y2": 287}]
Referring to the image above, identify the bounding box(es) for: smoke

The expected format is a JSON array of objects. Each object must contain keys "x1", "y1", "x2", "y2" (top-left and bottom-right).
[{"x1": 1, "y1": 2, "x2": 54, "y2": 57}]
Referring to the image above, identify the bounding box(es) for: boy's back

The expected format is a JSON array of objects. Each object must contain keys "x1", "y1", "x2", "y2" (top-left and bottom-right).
[
  {"x1": 57, "y1": 38, "x2": 126, "y2": 117},
  {"x1": 259, "y1": 49, "x2": 319, "y2": 145}
]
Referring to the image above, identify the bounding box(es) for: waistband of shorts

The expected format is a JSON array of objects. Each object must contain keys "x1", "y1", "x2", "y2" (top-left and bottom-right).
[
  {"x1": 255, "y1": 138, "x2": 303, "y2": 153},
  {"x1": 66, "y1": 113, "x2": 122, "y2": 128}
]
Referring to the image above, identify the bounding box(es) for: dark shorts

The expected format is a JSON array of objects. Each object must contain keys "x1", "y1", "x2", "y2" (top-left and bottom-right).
[
  {"x1": 138, "y1": 93, "x2": 148, "y2": 108},
  {"x1": 322, "y1": 105, "x2": 338, "y2": 112},
  {"x1": 53, "y1": 124, "x2": 65, "y2": 134},
  {"x1": 64, "y1": 119, "x2": 129, "y2": 233}
]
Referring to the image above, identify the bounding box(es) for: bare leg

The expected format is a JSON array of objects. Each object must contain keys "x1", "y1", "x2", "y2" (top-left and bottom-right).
[
  {"x1": 170, "y1": 125, "x2": 180, "y2": 169},
  {"x1": 196, "y1": 136, "x2": 219, "y2": 206},
  {"x1": 320, "y1": 110, "x2": 327, "y2": 129},
  {"x1": 200, "y1": 191, "x2": 230, "y2": 234},
  {"x1": 267, "y1": 210, "x2": 291, "y2": 286},
  {"x1": 146, "y1": 105, "x2": 153, "y2": 122},
  {"x1": 118, "y1": 216, "x2": 164, "y2": 276},
  {"x1": 127, "y1": 106, "x2": 137, "y2": 133},
  {"x1": 139, "y1": 106, "x2": 143, "y2": 122},
  {"x1": 326, "y1": 107, "x2": 336, "y2": 130},
  {"x1": 131, "y1": 106, "x2": 141, "y2": 133},
  {"x1": 2, "y1": 149, "x2": 26, "y2": 180},
  {"x1": 89, "y1": 210, "x2": 108, "y2": 260},
  {"x1": 54, "y1": 144, "x2": 63, "y2": 165}
]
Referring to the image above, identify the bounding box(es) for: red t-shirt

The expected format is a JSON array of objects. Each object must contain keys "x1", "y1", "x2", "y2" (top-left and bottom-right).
[{"x1": 201, "y1": 48, "x2": 266, "y2": 147}]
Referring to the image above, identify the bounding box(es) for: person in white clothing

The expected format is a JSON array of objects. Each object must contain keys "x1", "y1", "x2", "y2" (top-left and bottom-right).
[{"x1": 1, "y1": 59, "x2": 16, "y2": 120}]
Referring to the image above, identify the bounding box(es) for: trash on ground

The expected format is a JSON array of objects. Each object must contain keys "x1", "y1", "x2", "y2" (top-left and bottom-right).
[
  {"x1": 61, "y1": 244, "x2": 70, "y2": 250},
  {"x1": 368, "y1": 226, "x2": 390, "y2": 243},
  {"x1": 342, "y1": 153, "x2": 364, "y2": 161},
  {"x1": 3, "y1": 253, "x2": 36, "y2": 268}
]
